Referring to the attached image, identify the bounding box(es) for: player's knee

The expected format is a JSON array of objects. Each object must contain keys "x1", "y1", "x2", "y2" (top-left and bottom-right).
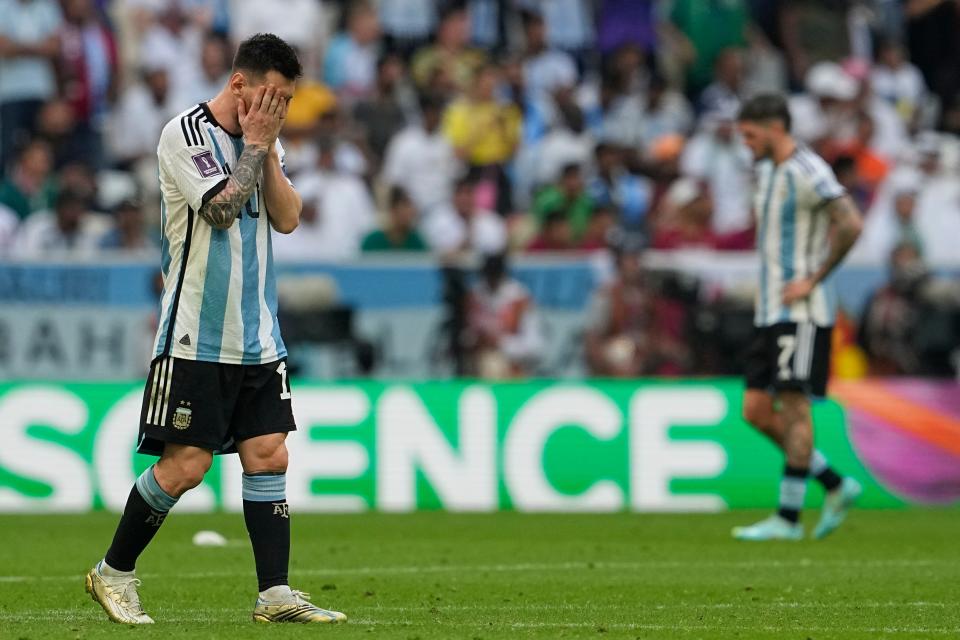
[
  {"x1": 742, "y1": 394, "x2": 771, "y2": 429},
  {"x1": 157, "y1": 448, "x2": 212, "y2": 496},
  {"x1": 243, "y1": 437, "x2": 288, "y2": 474}
]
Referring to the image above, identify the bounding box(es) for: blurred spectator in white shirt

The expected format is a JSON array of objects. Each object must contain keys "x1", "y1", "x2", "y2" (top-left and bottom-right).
[
  {"x1": 382, "y1": 94, "x2": 459, "y2": 215},
  {"x1": 0, "y1": 204, "x2": 18, "y2": 254},
  {"x1": 639, "y1": 74, "x2": 694, "y2": 157},
  {"x1": 856, "y1": 135, "x2": 960, "y2": 266},
  {"x1": 871, "y1": 39, "x2": 928, "y2": 132},
  {"x1": 698, "y1": 48, "x2": 746, "y2": 115},
  {"x1": 98, "y1": 198, "x2": 154, "y2": 252},
  {"x1": 273, "y1": 141, "x2": 376, "y2": 262},
  {"x1": 515, "y1": 101, "x2": 593, "y2": 202},
  {"x1": 173, "y1": 32, "x2": 231, "y2": 108},
  {"x1": 377, "y1": 0, "x2": 434, "y2": 58},
  {"x1": 679, "y1": 106, "x2": 753, "y2": 235},
  {"x1": 352, "y1": 53, "x2": 410, "y2": 163},
  {"x1": 107, "y1": 60, "x2": 179, "y2": 167},
  {"x1": 139, "y1": 4, "x2": 204, "y2": 96},
  {"x1": 790, "y1": 61, "x2": 859, "y2": 148},
  {"x1": 520, "y1": 0, "x2": 593, "y2": 60},
  {"x1": 0, "y1": 0, "x2": 63, "y2": 164},
  {"x1": 230, "y1": 0, "x2": 325, "y2": 76},
  {"x1": 520, "y1": 9, "x2": 578, "y2": 103},
  {"x1": 465, "y1": 252, "x2": 543, "y2": 379},
  {"x1": 423, "y1": 176, "x2": 507, "y2": 257},
  {"x1": 323, "y1": 1, "x2": 381, "y2": 102},
  {"x1": 17, "y1": 188, "x2": 105, "y2": 255}
]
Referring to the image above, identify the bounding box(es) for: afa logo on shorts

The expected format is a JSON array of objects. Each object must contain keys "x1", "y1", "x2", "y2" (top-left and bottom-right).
[{"x1": 173, "y1": 401, "x2": 193, "y2": 430}]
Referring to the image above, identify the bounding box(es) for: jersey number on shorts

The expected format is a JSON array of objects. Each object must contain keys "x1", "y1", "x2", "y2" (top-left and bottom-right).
[
  {"x1": 277, "y1": 361, "x2": 292, "y2": 400},
  {"x1": 777, "y1": 335, "x2": 797, "y2": 381}
]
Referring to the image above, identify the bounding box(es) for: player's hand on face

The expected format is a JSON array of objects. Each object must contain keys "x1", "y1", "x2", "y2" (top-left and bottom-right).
[
  {"x1": 238, "y1": 84, "x2": 284, "y2": 148},
  {"x1": 782, "y1": 278, "x2": 814, "y2": 305}
]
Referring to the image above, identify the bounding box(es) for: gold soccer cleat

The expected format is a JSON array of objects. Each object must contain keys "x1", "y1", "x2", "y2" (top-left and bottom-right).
[
  {"x1": 85, "y1": 565, "x2": 155, "y2": 624},
  {"x1": 252, "y1": 589, "x2": 347, "y2": 624}
]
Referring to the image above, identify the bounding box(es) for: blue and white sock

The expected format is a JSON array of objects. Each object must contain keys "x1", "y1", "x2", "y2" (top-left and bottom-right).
[{"x1": 777, "y1": 465, "x2": 809, "y2": 524}]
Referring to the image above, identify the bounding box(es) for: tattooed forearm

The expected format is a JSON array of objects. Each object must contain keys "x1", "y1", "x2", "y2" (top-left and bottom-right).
[
  {"x1": 198, "y1": 143, "x2": 269, "y2": 229},
  {"x1": 813, "y1": 195, "x2": 863, "y2": 284}
]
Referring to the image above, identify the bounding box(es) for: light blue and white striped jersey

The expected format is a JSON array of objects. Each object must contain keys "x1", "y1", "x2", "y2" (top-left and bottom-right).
[
  {"x1": 152, "y1": 103, "x2": 288, "y2": 365},
  {"x1": 752, "y1": 146, "x2": 845, "y2": 328}
]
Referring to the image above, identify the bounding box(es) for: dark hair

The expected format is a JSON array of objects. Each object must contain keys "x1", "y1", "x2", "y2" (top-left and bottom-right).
[
  {"x1": 438, "y1": 1, "x2": 467, "y2": 23},
  {"x1": 55, "y1": 188, "x2": 87, "y2": 210},
  {"x1": 543, "y1": 209, "x2": 567, "y2": 226},
  {"x1": 832, "y1": 154, "x2": 856, "y2": 176},
  {"x1": 560, "y1": 163, "x2": 581, "y2": 179},
  {"x1": 418, "y1": 91, "x2": 445, "y2": 114},
  {"x1": 389, "y1": 186, "x2": 412, "y2": 208},
  {"x1": 738, "y1": 93, "x2": 792, "y2": 130},
  {"x1": 455, "y1": 174, "x2": 475, "y2": 191},
  {"x1": 520, "y1": 9, "x2": 543, "y2": 29},
  {"x1": 233, "y1": 33, "x2": 302, "y2": 80}
]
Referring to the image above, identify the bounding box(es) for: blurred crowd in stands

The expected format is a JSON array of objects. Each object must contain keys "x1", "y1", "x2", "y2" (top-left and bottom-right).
[{"x1": 2, "y1": 0, "x2": 960, "y2": 378}]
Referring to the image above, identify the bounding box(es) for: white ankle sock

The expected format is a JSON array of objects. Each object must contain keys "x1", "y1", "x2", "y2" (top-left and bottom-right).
[
  {"x1": 98, "y1": 560, "x2": 134, "y2": 578},
  {"x1": 259, "y1": 585, "x2": 293, "y2": 601}
]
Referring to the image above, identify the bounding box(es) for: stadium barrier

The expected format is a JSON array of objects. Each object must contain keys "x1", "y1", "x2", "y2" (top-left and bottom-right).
[
  {"x1": 1, "y1": 379, "x2": 956, "y2": 513},
  {"x1": 0, "y1": 254, "x2": 907, "y2": 380}
]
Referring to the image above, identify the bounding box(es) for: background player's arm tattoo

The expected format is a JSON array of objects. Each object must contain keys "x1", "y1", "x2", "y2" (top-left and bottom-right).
[
  {"x1": 812, "y1": 194, "x2": 863, "y2": 285},
  {"x1": 198, "y1": 143, "x2": 269, "y2": 229}
]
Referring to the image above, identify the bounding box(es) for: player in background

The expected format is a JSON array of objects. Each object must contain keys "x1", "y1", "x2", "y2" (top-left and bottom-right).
[
  {"x1": 85, "y1": 34, "x2": 346, "y2": 624},
  {"x1": 733, "y1": 94, "x2": 864, "y2": 541}
]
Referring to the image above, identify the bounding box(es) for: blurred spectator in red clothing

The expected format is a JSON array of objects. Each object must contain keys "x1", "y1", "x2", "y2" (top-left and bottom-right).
[
  {"x1": 578, "y1": 206, "x2": 617, "y2": 252},
  {"x1": 527, "y1": 209, "x2": 574, "y2": 253},
  {"x1": 652, "y1": 178, "x2": 715, "y2": 250},
  {"x1": 652, "y1": 177, "x2": 753, "y2": 251},
  {"x1": 59, "y1": 0, "x2": 119, "y2": 168},
  {"x1": 584, "y1": 241, "x2": 690, "y2": 377}
]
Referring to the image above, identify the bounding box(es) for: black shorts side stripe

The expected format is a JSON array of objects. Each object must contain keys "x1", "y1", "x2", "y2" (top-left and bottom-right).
[
  {"x1": 161, "y1": 207, "x2": 195, "y2": 356},
  {"x1": 146, "y1": 357, "x2": 164, "y2": 425}
]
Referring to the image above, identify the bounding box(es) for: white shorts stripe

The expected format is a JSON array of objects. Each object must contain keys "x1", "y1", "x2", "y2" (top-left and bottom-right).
[
  {"x1": 797, "y1": 324, "x2": 814, "y2": 379},
  {"x1": 159, "y1": 358, "x2": 174, "y2": 426},
  {"x1": 150, "y1": 358, "x2": 169, "y2": 425},
  {"x1": 146, "y1": 359, "x2": 163, "y2": 426}
]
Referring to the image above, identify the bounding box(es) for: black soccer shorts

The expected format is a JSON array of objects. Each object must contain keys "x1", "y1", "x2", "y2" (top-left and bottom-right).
[
  {"x1": 743, "y1": 322, "x2": 833, "y2": 398},
  {"x1": 137, "y1": 356, "x2": 296, "y2": 456}
]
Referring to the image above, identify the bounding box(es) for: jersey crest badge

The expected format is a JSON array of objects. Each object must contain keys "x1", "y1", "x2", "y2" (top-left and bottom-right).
[{"x1": 173, "y1": 401, "x2": 193, "y2": 430}]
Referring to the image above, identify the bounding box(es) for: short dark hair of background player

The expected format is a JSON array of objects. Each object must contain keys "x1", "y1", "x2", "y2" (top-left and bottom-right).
[{"x1": 737, "y1": 93, "x2": 792, "y2": 131}]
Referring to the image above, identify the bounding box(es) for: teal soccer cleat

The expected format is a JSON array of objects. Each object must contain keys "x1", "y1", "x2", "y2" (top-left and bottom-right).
[
  {"x1": 732, "y1": 515, "x2": 804, "y2": 541},
  {"x1": 813, "y1": 477, "x2": 862, "y2": 540}
]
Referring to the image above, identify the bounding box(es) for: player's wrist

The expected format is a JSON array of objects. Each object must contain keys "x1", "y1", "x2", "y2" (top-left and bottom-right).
[{"x1": 242, "y1": 139, "x2": 271, "y2": 152}]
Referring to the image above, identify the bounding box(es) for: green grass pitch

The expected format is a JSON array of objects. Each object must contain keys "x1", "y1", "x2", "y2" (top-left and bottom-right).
[{"x1": 1, "y1": 511, "x2": 957, "y2": 639}]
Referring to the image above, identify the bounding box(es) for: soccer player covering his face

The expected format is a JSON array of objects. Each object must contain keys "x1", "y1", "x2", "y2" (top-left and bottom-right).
[
  {"x1": 85, "y1": 34, "x2": 346, "y2": 624},
  {"x1": 732, "y1": 94, "x2": 864, "y2": 542}
]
